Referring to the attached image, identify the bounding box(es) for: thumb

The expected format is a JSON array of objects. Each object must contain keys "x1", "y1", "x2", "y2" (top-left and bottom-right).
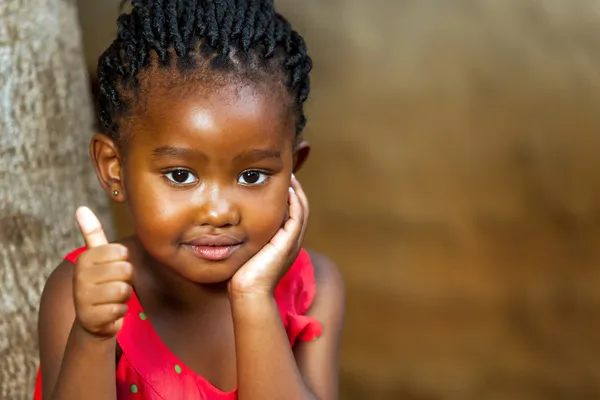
[{"x1": 75, "y1": 206, "x2": 108, "y2": 248}]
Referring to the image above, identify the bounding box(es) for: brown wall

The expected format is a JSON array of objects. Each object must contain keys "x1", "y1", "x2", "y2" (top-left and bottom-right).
[{"x1": 78, "y1": 1, "x2": 600, "y2": 398}]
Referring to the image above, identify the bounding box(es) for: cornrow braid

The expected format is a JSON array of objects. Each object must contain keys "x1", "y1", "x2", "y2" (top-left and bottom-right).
[{"x1": 99, "y1": 0, "x2": 312, "y2": 140}]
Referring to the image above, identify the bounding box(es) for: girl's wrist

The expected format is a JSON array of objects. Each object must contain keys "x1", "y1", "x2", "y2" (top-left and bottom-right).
[
  {"x1": 228, "y1": 288, "x2": 276, "y2": 307},
  {"x1": 227, "y1": 278, "x2": 277, "y2": 300}
]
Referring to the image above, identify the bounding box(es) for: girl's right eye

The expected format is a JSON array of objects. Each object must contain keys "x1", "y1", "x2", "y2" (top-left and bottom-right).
[{"x1": 164, "y1": 169, "x2": 198, "y2": 185}]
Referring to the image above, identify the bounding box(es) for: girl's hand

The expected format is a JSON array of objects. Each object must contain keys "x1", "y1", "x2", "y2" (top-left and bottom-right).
[
  {"x1": 73, "y1": 207, "x2": 133, "y2": 339},
  {"x1": 228, "y1": 175, "x2": 309, "y2": 297}
]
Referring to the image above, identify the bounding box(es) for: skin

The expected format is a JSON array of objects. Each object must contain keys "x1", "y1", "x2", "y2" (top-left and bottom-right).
[{"x1": 37, "y1": 75, "x2": 345, "y2": 400}]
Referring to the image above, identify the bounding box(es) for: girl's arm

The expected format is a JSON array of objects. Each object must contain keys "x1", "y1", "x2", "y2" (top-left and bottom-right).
[
  {"x1": 231, "y1": 251, "x2": 345, "y2": 400},
  {"x1": 39, "y1": 206, "x2": 133, "y2": 400},
  {"x1": 293, "y1": 251, "x2": 345, "y2": 399},
  {"x1": 38, "y1": 261, "x2": 118, "y2": 400}
]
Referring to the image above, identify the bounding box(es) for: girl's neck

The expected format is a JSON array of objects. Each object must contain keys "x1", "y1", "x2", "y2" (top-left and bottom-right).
[{"x1": 125, "y1": 236, "x2": 230, "y2": 314}]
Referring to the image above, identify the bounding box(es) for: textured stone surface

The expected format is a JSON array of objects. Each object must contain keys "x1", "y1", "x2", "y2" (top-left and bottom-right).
[
  {"x1": 78, "y1": 1, "x2": 600, "y2": 399},
  {"x1": 0, "y1": 0, "x2": 114, "y2": 398}
]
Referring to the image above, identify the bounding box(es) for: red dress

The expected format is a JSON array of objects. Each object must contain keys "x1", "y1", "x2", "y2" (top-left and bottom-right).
[{"x1": 34, "y1": 247, "x2": 322, "y2": 399}]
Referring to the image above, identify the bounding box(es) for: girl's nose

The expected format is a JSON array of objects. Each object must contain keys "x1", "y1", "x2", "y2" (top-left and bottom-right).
[{"x1": 195, "y1": 187, "x2": 240, "y2": 228}]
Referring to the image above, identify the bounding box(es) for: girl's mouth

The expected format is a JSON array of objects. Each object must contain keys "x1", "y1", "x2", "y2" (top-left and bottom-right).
[
  {"x1": 181, "y1": 234, "x2": 243, "y2": 261},
  {"x1": 185, "y1": 243, "x2": 242, "y2": 261}
]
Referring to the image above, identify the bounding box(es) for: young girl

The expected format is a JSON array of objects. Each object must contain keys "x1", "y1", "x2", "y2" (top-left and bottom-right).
[{"x1": 34, "y1": 1, "x2": 345, "y2": 399}]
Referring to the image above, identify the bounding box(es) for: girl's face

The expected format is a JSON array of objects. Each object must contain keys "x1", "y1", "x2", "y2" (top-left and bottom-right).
[{"x1": 115, "y1": 81, "x2": 298, "y2": 283}]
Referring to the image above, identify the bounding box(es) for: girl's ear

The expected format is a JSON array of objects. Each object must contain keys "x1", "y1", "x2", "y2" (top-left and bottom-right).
[
  {"x1": 292, "y1": 139, "x2": 311, "y2": 173},
  {"x1": 89, "y1": 133, "x2": 126, "y2": 203}
]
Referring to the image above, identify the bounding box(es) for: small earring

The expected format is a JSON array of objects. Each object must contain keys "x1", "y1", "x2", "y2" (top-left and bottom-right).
[{"x1": 112, "y1": 189, "x2": 119, "y2": 196}]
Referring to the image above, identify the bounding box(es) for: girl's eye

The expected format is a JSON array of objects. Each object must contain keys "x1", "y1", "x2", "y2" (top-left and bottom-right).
[
  {"x1": 164, "y1": 169, "x2": 198, "y2": 185},
  {"x1": 238, "y1": 170, "x2": 268, "y2": 186}
]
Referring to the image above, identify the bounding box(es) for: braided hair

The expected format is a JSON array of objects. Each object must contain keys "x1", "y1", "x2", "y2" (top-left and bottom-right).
[{"x1": 98, "y1": 0, "x2": 312, "y2": 140}]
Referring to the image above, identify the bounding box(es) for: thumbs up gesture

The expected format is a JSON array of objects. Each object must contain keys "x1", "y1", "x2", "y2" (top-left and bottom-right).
[{"x1": 73, "y1": 207, "x2": 133, "y2": 338}]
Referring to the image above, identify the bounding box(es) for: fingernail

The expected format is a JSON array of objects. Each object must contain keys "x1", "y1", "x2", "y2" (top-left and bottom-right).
[
  {"x1": 289, "y1": 186, "x2": 296, "y2": 194},
  {"x1": 291, "y1": 173, "x2": 296, "y2": 180}
]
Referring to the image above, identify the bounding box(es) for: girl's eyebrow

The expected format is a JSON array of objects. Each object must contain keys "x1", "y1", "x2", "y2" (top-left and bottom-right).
[
  {"x1": 151, "y1": 146, "x2": 208, "y2": 160},
  {"x1": 151, "y1": 146, "x2": 280, "y2": 162},
  {"x1": 233, "y1": 149, "x2": 281, "y2": 163}
]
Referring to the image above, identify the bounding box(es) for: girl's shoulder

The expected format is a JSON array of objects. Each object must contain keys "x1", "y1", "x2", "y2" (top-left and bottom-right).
[
  {"x1": 280, "y1": 248, "x2": 342, "y2": 286},
  {"x1": 286, "y1": 248, "x2": 344, "y2": 322},
  {"x1": 268, "y1": 248, "x2": 344, "y2": 345},
  {"x1": 304, "y1": 249, "x2": 345, "y2": 313},
  {"x1": 304, "y1": 249, "x2": 343, "y2": 287},
  {"x1": 288, "y1": 249, "x2": 345, "y2": 384}
]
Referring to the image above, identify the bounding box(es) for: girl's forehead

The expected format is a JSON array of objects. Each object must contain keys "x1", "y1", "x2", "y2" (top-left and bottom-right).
[
  {"x1": 127, "y1": 83, "x2": 295, "y2": 153},
  {"x1": 142, "y1": 81, "x2": 290, "y2": 127}
]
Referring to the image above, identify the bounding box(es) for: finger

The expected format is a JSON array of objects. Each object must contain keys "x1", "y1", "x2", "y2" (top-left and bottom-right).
[
  {"x1": 84, "y1": 304, "x2": 128, "y2": 332},
  {"x1": 97, "y1": 317, "x2": 125, "y2": 337},
  {"x1": 270, "y1": 188, "x2": 303, "y2": 251},
  {"x1": 86, "y1": 261, "x2": 134, "y2": 284},
  {"x1": 290, "y1": 175, "x2": 310, "y2": 216},
  {"x1": 86, "y1": 282, "x2": 132, "y2": 305},
  {"x1": 98, "y1": 304, "x2": 128, "y2": 323},
  {"x1": 290, "y1": 175, "x2": 309, "y2": 239},
  {"x1": 76, "y1": 206, "x2": 108, "y2": 248},
  {"x1": 286, "y1": 186, "x2": 304, "y2": 230},
  {"x1": 79, "y1": 244, "x2": 129, "y2": 266},
  {"x1": 110, "y1": 317, "x2": 124, "y2": 335}
]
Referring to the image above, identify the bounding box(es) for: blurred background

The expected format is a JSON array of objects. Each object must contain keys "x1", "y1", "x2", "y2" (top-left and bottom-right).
[{"x1": 3, "y1": 0, "x2": 600, "y2": 399}]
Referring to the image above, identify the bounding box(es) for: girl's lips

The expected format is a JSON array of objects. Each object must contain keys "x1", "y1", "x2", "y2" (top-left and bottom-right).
[
  {"x1": 185, "y1": 243, "x2": 242, "y2": 261},
  {"x1": 184, "y1": 234, "x2": 242, "y2": 247}
]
